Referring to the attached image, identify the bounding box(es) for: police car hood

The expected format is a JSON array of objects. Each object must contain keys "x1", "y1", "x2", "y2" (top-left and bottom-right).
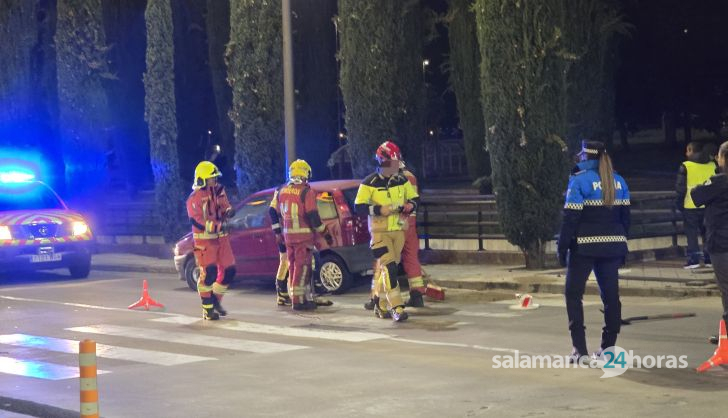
[{"x1": 0, "y1": 209, "x2": 86, "y2": 226}]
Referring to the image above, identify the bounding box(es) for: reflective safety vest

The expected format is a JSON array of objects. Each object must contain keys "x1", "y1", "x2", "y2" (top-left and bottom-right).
[
  {"x1": 186, "y1": 185, "x2": 232, "y2": 240},
  {"x1": 277, "y1": 183, "x2": 324, "y2": 243},
  {"x1": 684, "y1": 161, "x2": 718, "y2": 209},
  {"x1": 355, "y1": 172, "x2": 419, "y2": 233}
]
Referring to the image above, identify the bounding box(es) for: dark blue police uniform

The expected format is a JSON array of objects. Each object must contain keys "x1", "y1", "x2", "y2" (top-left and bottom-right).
[{"x1": 557, "y1": 158, "x2": 631, "y2": 355}]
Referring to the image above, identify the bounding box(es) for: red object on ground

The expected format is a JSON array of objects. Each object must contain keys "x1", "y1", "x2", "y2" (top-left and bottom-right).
[
  {"x1": 697, "y1": 319, "x2": 728, "y2": 372},
  {"x1": 424, "y1": 283, "x2": 445, "y2": 301},
  {"x1": 128, "y1": 279, "x2": 165, "y2": 310}
]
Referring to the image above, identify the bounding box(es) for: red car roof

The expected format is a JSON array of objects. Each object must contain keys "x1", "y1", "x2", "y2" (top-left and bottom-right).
[{"x1": 251, "y1": 179, "x2": 362, "y2": 197}]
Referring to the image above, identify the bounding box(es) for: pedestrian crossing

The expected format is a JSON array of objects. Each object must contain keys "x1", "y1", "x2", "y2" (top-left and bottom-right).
[
  {"x1": 1, "y1": 303, "x2": 526, "y2": 381},
  {"x1": 0, "y1": 313, "x2": 393, "y2": 381}
]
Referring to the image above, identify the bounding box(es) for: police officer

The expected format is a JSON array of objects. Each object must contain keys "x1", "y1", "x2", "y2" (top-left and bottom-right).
[
  {"x1": 186, "y1": 161, "x2": 236, "y2": 320},
  {"x1": 557, "y1": 140, "x2": 631, "y2": 362},
  {"x1": 355, "y1": 144, "x2": 419, "y2": 322}
]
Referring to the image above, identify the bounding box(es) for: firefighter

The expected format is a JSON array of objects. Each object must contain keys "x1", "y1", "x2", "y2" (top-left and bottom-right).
[
  {"x1": 355, "y1": 143, "x2": 420, "y2": 322},
  {"x1": 363, "y1": 141, "x2": 427, "y2": 309},
  {"x1": 186, "y1": 161, "x2": 236, "y2": 320},
  {"x1": 557, "y1": 140, "x2": 631, "y2": 362},
  {"x1": 274, "y1": 159, "x2": 333, "y2": 311}
]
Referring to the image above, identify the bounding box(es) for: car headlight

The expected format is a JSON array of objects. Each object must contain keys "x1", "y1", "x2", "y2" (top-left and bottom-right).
[
  {"x1": 0, "y1": 225, "x2": 11, "y2": 240},
  {"x1": 173, "y1": 245, "x2": 180, "y2": 257},
  {"x1": 72, "y1": 221, "x2": 90, "y2": 236}
]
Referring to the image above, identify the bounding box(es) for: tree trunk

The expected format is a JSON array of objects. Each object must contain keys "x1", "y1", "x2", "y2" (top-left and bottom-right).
[{"x1": 524, "y1": 240, "x2": 547, "y2": 270}]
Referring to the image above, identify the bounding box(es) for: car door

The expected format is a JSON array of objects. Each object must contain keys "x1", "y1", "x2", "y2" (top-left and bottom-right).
[{"x1": 228, "y1": 194, "x2": 278, "y2": 277}]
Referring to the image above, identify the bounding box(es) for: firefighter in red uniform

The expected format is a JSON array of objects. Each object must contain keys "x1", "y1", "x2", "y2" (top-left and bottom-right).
[
  {"x1": 363, "y1": 141, "x2": 429, "y2": 309},
  {"x1": 273, "y1": 159, "x2": 333, "y2": 310},
  {"x1": 186, "y1": 161, "x2": 236, "y2": 320}
]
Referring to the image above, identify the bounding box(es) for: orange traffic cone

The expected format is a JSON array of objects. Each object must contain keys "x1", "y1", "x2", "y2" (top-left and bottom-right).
[
  {"x1": 128, "y1": 279, "x2": 165, "y2": 310},
  {"x1": 697, "y1": 319, "x2": 728, "y2": 372},
  {"x1": 509, "y1": 293, "x2": 540, "y2": 310}
]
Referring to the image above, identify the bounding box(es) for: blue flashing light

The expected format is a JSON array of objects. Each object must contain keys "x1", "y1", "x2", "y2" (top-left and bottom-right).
[{"x1": 0, "y1": 170, "x2": 35, "y2": 184}]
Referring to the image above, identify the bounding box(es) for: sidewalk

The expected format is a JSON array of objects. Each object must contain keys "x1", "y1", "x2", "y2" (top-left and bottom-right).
[{"x1": 91, "y1": 252, "x2": 720, "y2": 299}]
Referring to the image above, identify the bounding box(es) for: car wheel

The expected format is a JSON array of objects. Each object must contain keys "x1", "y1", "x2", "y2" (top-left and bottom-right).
[
  {"x1": 68, "y1": 257, "x2": 91, "y2": 279},
  {"x1": 316, "y1": 253, "x2": 352, "y2": 294},
  {"x1": 183, "y1": 256, "x2": 200, "y2": 291}
]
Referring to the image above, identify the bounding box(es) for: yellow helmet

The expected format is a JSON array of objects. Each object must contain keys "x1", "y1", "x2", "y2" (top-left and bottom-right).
[
  {"x1": 288, "y1": 159, "x2": 312, "y2": 180},
  {"x1": 193, "y1": 161, "x2": 221, "y2": 189}
]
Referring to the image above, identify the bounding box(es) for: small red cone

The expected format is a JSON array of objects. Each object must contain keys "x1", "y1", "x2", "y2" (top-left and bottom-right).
[
  {"x1": 509, "y1": 293, "x2": 540, "y2": 310},
  {"x1": 128, "y1": 279, "x2": 165, "y2": 310},
  {"x1": 697, "y1": 319, "x2": 728, "y2": 372}
]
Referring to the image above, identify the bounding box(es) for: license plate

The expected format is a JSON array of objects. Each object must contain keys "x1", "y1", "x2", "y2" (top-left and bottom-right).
[{"x1": 31, "y1": 253, "x2": 62, "y2": 263}]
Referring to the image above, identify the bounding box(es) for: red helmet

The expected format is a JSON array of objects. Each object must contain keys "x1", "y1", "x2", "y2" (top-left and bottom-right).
[{"x1": 375, "y1": 140, "x2": 402, "y2": 164}]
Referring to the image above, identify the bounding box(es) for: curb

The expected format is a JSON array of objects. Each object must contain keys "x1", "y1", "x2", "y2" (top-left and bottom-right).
[
  {"x1": 434, "y1": 278, "x2": 720, "y2": 299},
  {"x1": 92, "y1": 264, "x2": 178, "y2": 275}
]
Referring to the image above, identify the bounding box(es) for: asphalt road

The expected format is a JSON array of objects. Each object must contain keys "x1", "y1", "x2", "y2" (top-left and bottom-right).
[{"x1": 1, "y1": 267, "x2": 727, "y2": 417}]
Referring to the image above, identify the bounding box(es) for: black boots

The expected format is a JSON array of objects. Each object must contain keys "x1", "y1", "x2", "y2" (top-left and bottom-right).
[
  {"x1": 292, "y1": 301, "x2": 317, "y2": 311},
  {"x1": 203, "y1": 307, "x2": 220, "y2": 320},
  {"x1": 406, "y1": 290, "x2": 424, "y2": 308}
]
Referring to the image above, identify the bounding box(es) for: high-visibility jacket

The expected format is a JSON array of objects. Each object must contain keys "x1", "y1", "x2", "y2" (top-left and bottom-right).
[
  {"x1": 186, "y1": 184, "x2": 233, "y2": 240},
  {"x1": 276, "y1": 182, "x2": 325, "y2": 244},
  {"x1": 354, "y1": 172, "x2": 419, "y2": 233},
  {"x1": 683, "y1": 161, "x2": 717, "y2": 209}
]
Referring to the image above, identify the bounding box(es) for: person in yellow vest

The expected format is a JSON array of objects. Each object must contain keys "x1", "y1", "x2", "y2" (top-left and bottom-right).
[
  {"x1": 676, "y1": 142, "x2": 718, "y2": 269},
  {"x1": 355, "y1": 146, "x2": 419, "y2": 322}
]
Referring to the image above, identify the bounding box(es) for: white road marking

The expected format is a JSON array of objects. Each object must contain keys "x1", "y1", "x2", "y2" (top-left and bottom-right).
[
  {"x1": 151, "y1": 315, "x2": 391, "y2": 342},
  {"x1": 0, "y1": 295, "x2": 178, "y2": 316},
  {"x1": 0, "y1": 356, "x2": 109, "y2": 380},
  {"x1": 0, "y1": 334, "x2": 214, "y2": 366},
  {"x1": 453, "y1": 311, "x2": 522, "y2": 318},
  {"x1": 66, "y1": 325, "x2": 308, "y2": 354}
]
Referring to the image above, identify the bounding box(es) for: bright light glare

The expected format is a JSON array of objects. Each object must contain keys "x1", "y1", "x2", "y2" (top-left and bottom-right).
[
  {"x1": 0, "y1": 171, "x2": 35, "y2": 183},
  {"x1": 0, "y1": 225, "x2": 11, "y2": 240},
  {"x1": 72, "y1": 221, "x2": 89, "y2": 236}
]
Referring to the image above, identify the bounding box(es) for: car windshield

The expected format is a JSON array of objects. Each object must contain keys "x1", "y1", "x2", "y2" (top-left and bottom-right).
[
  {"x1": 0, "y1": 183, "x2": 65, "y2": 211},
  {"x1": 230, "y1": 196, "x2": 272, "y2": 229}
]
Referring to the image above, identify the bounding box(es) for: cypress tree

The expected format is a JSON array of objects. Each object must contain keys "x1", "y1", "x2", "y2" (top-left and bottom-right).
[
  {"x1": 226, "y1": 0, "x2": 284, "y2": 196},
  {"x1": 206, "y1": 0, "x2": 235, "y2": 160},
  {"x1": 447, "y1": 0, "x2": 490, "y2": 181},
  {"x1": 337, "y1": 0, "x2": 426, "y2": 177},
  {"x1": 56, "y1": 0, "x2": 113, "y2": 199},
  {"x1": 144, "y1": 0, "x2": 187, "y2": 242},
  {"x1": 475, "y1": 0, "x2": 570, "y2": 268}
]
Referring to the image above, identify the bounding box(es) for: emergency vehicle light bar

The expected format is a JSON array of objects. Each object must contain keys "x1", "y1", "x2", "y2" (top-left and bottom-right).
[{"x1": 0, "y1": 170, "x2": 35, "y2": 184}]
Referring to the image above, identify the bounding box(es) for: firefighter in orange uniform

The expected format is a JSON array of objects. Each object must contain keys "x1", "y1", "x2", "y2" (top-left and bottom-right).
[
  {"x1": 274, "y1": 159, "x2": 333, "y2": 310},
  {"x1": 186, "y1": 161, "x2": 236, "y2": 320}
]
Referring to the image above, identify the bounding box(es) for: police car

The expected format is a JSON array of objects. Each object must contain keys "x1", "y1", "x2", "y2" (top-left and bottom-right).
[{"x1": 0, "y1": 170, "x2": 94, "y2": 278}]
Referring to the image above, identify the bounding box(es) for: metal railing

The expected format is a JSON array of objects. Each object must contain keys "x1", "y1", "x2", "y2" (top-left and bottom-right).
[{"x1": 417, "y1": 192, "x2": 683, "y2": 251}]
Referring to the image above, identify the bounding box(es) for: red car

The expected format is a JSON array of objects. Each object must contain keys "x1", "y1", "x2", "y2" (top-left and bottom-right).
[{"x1": 173, "y1": 179, "x2": 373, "y2": 294}]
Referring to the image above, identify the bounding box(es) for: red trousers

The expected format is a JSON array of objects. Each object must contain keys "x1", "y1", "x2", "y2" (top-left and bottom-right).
[
  {"x1": 401, "y1": 217, "x2": 423, "y2": 290},
  {"x1": 286, "y1": 238, "x2": 314, "y2": 305}
]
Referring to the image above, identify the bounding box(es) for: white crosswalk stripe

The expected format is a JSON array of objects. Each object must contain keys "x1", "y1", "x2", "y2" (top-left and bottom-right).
[
  {"x1": 0, "y1": 334, "x2": 214, "y2": 366},
  {"x1": 151, "y1": 315, "x2": 392, "y2": 342},
  {"x1": 0, "y1": 355, "x2": 110, "y2": 380},
  {"x1": 66, "y1": 324, "x2": 309, "y2": 354}
]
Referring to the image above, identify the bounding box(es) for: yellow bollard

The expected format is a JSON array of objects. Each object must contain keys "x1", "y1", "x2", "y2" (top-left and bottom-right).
[{"x1": 79, "y1": 339, "x2": 99, "y2": 418}]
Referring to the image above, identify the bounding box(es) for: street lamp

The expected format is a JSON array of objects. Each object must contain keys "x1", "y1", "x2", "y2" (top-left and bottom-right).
[{"x1": 422, "y1": 59, "x2": 430, "y2": 80}]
